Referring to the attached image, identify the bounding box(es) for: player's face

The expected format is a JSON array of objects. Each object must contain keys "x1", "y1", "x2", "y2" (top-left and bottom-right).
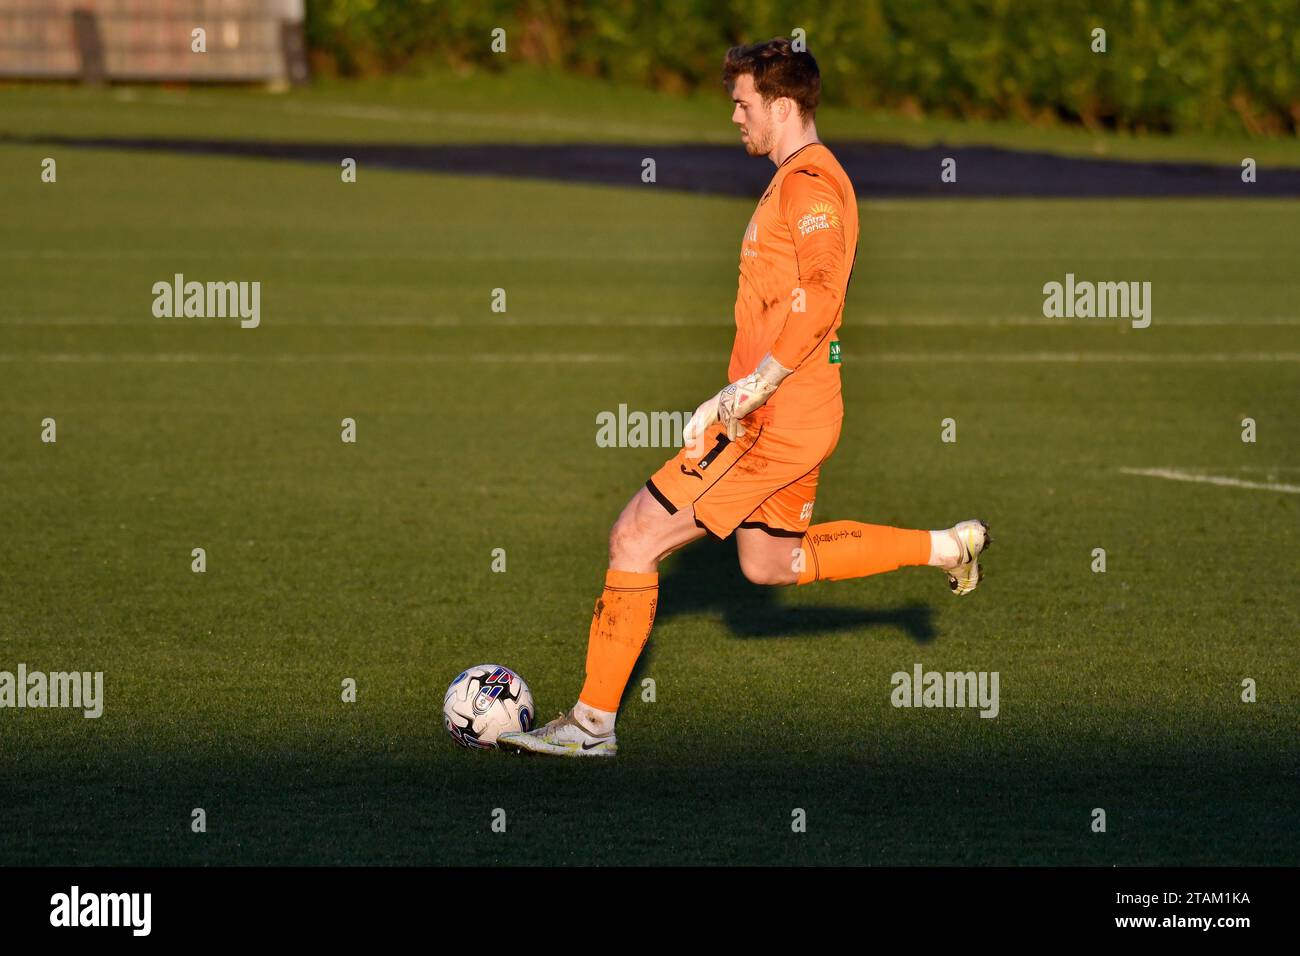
[{"x1": 730, "y1": 75, "x2": 777, "y2": 157}]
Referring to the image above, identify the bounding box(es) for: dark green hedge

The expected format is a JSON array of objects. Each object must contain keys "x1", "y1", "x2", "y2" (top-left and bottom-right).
[{"x1": 304, "y1": 0, "x2": 1300, "y2": 135}]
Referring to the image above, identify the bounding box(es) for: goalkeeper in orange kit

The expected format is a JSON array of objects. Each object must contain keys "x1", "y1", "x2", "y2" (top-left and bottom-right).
[{"x1": 499, "y1": 38, "x2": 990, "y2": 758}]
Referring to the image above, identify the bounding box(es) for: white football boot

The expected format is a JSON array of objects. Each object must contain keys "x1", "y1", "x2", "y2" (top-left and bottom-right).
[
  {"x1": 497, "y1": 709, "x2": 618, "y2": 758},
  {"x1": 943, "y1": 519, "x2": 991, "y2": 596}
]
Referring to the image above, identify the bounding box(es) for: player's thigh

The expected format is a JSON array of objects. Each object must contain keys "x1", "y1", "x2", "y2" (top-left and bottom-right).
[
  {"x1": 733, "y1": 424, "x2": 838, "y2": 583},
  {"x1": 609, "y1": 485, "x2": 707, "y2": 569}
]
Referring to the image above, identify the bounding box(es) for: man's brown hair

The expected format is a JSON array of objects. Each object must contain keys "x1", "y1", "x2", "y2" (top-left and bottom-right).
[{"x1": 722, "y1": 38, "x2": 821, "y2": 120}]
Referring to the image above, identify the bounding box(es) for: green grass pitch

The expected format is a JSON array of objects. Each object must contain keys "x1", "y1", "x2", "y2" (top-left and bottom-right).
[{"x1": 0, "y1": 86, "x2": 1297, "y2": 865}]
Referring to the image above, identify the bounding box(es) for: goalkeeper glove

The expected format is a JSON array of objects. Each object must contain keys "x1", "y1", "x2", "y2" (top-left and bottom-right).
[{"x1": 684, "y1": 353, "x2": 792, "y2": 444}]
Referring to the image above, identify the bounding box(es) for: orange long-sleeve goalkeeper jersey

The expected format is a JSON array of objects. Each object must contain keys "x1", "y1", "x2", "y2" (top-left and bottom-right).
[{"x1": 730, "y1": 141, "x2": 858, "y2": 429}]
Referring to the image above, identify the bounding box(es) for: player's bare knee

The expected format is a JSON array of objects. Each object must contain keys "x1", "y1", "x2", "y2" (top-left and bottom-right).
[
  {"x1": 739, "y1": 555, "x2": 797, "y2": 587},
  {"x1": 606, "y1": 519, "x2": 636, "y2": 565},
  {"x1": 608, "y1": 512, "x2": 656, "y2": 569}
]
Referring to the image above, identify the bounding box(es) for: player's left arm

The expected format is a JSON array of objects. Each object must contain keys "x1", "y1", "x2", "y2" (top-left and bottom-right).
[{"x1": 769, "y1": 165, "x2": 850, "y2": 373}]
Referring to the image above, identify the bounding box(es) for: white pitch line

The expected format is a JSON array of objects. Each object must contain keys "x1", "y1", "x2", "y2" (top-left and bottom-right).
[
  {"x1": 3, "y1": 314, "x2": 1299, "y2": 328},
  {"x1": 1120, "y1": 467, "x2": 1300, "y2": 494},
  {"x1": 857, "y1": 351, "x2": 1300, "y2": 363},
  {"x1": 0, "y1": 352, "x2": 631, "y2": 364},
  {"x1": 1, "y1": 351, "x2": 1299, "y2": 364},
  {"x1": 5, "y1": 249, "x2": 1298, "y2": 267}
]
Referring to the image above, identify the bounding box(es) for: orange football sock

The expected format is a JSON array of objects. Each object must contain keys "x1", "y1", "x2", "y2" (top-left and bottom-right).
[
  {"x1": 796, "y1": 521, "x2": 931, "y2": 584},
  {"x1": 578, "y1": 569, "x2": 659, "y2": 712}
]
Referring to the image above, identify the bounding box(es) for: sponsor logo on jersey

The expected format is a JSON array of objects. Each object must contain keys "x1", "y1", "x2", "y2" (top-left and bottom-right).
[
  {"x1": 797, "y1": 202, "x2": 840, "y2": 237},
  {"x1": 829, "y1": 340, "x2": 841, "y2": 364}
]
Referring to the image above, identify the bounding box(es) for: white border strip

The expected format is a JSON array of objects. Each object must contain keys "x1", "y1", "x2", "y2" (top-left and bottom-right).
[{"x1": 1120, "y1": 467, "x2": 1300, "y2": 494}]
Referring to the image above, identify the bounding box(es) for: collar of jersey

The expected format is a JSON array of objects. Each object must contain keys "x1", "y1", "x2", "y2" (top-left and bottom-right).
[{"x1": 778, "y1": 141, "x2": 824, "y2": 169}]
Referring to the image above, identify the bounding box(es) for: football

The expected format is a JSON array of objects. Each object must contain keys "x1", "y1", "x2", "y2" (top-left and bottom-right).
[{"x1": 442, "y1": 664, "x2": 535, "y2": 749}]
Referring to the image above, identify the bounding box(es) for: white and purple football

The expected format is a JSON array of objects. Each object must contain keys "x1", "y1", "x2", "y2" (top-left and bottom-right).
[{"x1": 442, "y1": 664, "x2": 535, "y2": 749}]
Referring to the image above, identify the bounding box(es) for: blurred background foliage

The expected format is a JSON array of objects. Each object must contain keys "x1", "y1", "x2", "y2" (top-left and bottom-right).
[{"x1": 304, "y1": 0, "x2": 1300, "y2": 136}]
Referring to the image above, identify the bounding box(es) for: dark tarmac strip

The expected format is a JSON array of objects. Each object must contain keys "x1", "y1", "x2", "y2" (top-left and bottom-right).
[{"x1": 11, "y1": 135, "x2": 1300, "y2": 197}]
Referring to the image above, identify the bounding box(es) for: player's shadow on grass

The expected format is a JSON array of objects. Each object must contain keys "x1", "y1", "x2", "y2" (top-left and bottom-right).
[{"x1": 655, "y1": 536, "x2": 937, "y2": 643}]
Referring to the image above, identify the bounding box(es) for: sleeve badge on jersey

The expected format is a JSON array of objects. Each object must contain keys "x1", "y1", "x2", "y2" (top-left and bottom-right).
[{"x1": 796, "y1": 202, "x2": 840, "y2": 237}]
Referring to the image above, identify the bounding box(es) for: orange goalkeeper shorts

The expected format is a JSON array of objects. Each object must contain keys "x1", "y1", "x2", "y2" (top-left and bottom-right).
[{"x1": 645, "y1": 416, "x2": 842, "y2": 539}]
